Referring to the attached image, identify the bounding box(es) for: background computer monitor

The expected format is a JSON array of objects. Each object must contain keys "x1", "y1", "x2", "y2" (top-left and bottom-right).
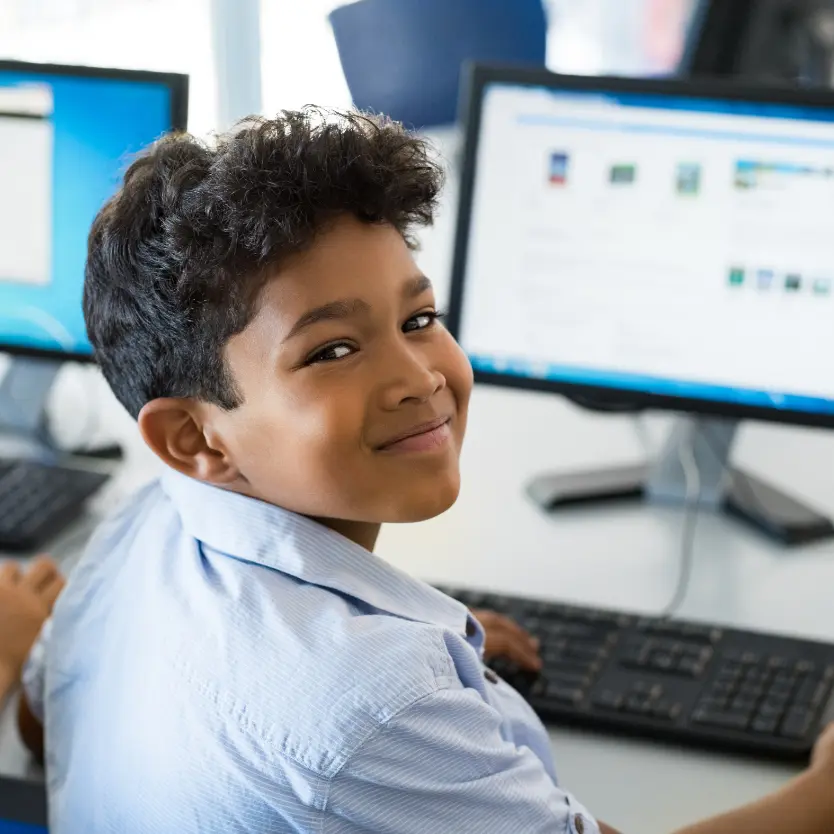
[
  {"x1": 0, "y1": 775, "x2": 47, "y2": 832},
  {"x1": 449, "y1": 65, "x2": 834, "y2": 428},
  {"x1": 448, "y1": 65, "x2": 834, "y2": 543},
  {"x1": 681, "y1": 0, "x2": 834, "y2": 87},
  {"x1": 0, "y1": 61, "x2": 188, "y2": 363}
]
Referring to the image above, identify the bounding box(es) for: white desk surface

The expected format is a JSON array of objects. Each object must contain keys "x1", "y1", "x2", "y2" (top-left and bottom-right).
[{"x1": 1, "y1": 128, "x2": 833, "y2": 833}]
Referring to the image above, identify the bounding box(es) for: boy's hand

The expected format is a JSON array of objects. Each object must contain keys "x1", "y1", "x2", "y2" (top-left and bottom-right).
[
  {"x1": 0, "y1": 556, "x2": 64, "y2": 690},
  {"x1": 472, "y1": 609, "x2": 543, "y2": 672},
  {"x1": 810, "y1": 721, "x2": 834, "y2": 774}
]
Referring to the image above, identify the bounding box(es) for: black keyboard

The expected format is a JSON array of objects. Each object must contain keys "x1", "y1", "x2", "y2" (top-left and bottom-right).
[
  {"x1": 439, "y1": 586, "x2": 834, "y2": 762},
  {"x1": 0, "y1": 459, "x2": 109, "y2": 551}
]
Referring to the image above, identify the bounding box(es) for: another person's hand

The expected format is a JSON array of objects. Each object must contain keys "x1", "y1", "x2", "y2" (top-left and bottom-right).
[
  {"x1": 471, "y1": 609, "x2": 542, "y2": 672},
  {"x1": 0, "y1": 556, "x2": 64, "y2": 695}
]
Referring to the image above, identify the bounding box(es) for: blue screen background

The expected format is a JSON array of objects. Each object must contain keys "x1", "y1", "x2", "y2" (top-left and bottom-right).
[
  {"x1": 0, "y1": 70, "x2": 174, "y2": 356},
  {"x1": 0, "y1": 822, "x2": 46, "y2": 833}
]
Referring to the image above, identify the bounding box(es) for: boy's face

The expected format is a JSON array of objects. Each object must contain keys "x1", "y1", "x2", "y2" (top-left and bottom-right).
[{"x1": 207, "y1": 215, "x2": 472, "y2": 527}]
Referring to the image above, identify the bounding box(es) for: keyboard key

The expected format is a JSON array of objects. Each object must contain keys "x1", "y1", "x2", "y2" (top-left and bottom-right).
[
  {"x1": 631, "y1": 681, "x2": 663, "y2": 699},
  {"x1": 651, "y1": 651, "x2": 676, "y2": 671},
  {"x1": 744, "y1": 667, "x2": 768, "y2": 683},
  {"x1": 773, "y1": 670, "x2": 796, "y2": 686},
  {"x1": 678, "y1": 657, "x2": 705, "y2": 678},
  {"x1": 546, "y1": 685, "x2": 583, "y2": 705},
  {"x1": 711, "y1": 681, "x2": 736, "y2": 697},
  {"x1": 623, "y1": 694, "x2": 653, "y2": 715},
  {"x1": 731, "y1": 697, "x2": 758, "y2": 715},
  {"x1": 683, "y1": 625, "x2": 723, "y2": 644},
  {"x1": 652, "y1": 700, "x2": 683, "y2": 721},
  {"x1": 716, "y1": 667, "x2": 742, "y2": 685},
  {"x1": 757, "y1": 702, "x2": 786, "y2": 720},
  {"x1": 692, "y1": 708, "x2": 750, "y2": 731},
  {"x1": 761, "y1": 694, "x2": 790, "y2": 714},
  {"x1": 545, "y1": 672, "x2": 591, "y2": 690},
  {"x1": 738, "y1": 683, "x2": 764, "y2": 700},
  {"x1": 751, "y1": 716, "x2": 780, "y2": 735},
  {"x1": 794, "y1": 678, "x2": 829, "y2": 708},
  {"x1": 592, "y1": 690, "x2": 623, "y2": 711},
  {"x1": 781, "y1": 706, "x2": 815, "y2": 740},
  {"x1": 697, "y1": 696, "x2": 729, "y2": 712},
  {"x1": 565, "y1": 644, "x2": 606, "y2": 662},
  {"x1": 547, "y1": 659, "x2": 597, "y2": 679},
  {"x1": 620, "y1": 649, "x2": 651, "y2": 670},
  {"x1": 769, "y1": 682, "x2": 794, "y2": 700}
]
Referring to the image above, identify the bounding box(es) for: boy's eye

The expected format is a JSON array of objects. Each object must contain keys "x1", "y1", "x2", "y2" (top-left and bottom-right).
[
  {"x1": 307, "y1": 343, "x2": 355, "y2": 364},
  {"x1": 403, "y1": 310, "x2": 444, "y2": 333}
]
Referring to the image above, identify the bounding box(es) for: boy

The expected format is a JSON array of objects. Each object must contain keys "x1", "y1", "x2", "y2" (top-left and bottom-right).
[{"x1": 19, "y1": 109, "x2": 834, "y2": 833}]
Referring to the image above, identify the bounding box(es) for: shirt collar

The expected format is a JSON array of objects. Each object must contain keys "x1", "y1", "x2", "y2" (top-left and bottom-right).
[{"x1": 161, "y1": 468, "x2": 474, "y2": 638}]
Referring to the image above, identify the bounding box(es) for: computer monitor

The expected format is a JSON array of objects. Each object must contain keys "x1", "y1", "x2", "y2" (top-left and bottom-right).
[
  {"x1": 0, "y1": 61, "x2": 187, "y2": 448},
  {"x1": 680, "y1": 0, "x2": 834, "y2": 87},
  {"x1": 448, "y1": 64, "x2": 834, "y2": 544},
  {"x1": 0, "y1": 776, "x2": 47, "y2": 832}
]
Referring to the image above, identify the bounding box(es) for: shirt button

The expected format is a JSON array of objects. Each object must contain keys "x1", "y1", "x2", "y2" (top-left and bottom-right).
[
  {"x1": 574, "y1": 815, "x2": 585, "y2": 834},
  {"x1": 484, "y1": 668, "x2": 499, "y2": 684},
  {"x1": 466, "y1": 618, "x2": 477, "y2": 638}
]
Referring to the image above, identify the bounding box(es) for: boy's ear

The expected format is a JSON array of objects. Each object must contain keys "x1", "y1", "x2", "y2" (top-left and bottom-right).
[{"x1": 137, "y1": 398, "x2": 241, "y2": 485}]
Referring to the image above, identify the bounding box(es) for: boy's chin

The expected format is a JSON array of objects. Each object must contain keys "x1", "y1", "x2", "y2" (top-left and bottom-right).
[{"x1": 385, "y1": 477, "x2": 461, "y2": 524}]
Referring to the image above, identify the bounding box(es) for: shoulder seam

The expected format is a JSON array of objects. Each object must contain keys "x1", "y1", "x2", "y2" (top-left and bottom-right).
[{"x1": 324, "y1": 683, "x2": 454, "y2": 789}]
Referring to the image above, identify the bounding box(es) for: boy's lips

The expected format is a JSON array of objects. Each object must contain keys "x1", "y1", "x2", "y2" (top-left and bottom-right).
[{"x1": 376, "y1": 416, "x2": 452, "y2": 453}]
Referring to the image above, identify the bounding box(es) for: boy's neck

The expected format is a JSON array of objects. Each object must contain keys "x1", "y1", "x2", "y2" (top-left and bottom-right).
[{"x1": 313, "y1": 517, "x2": 381, "y2": 552}]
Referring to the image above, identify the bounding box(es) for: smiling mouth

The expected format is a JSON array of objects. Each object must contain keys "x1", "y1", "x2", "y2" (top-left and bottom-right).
[{"x1": 377, "y1": 417, "x2": 452, "y2": 453}]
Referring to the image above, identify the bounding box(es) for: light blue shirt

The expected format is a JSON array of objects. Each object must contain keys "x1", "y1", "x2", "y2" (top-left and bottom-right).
[{"x1": 25, "y1": 468, "x2": 600, "y2": 834}]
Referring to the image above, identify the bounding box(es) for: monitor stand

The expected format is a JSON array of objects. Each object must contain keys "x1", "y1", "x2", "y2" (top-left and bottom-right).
[
  {"x1": 0, "y1": 357, "x2": 63, "y2": 459},
  {"x1": 526, "y1": 416, "x2": 834, "y2": 546}
]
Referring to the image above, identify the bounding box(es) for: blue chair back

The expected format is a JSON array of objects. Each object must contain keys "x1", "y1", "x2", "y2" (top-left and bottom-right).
[{"x1": 329, "y1": 0, "x2": 547, "y2": 128}]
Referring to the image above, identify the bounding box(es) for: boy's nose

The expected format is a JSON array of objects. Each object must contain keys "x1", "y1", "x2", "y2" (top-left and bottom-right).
[{"x1": 378, "y1": 349, "x2": 446, "y2": 410}]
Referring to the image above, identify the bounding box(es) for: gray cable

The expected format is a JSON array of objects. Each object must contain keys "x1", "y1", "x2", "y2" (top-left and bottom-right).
[{"x1": 659, "y1": 420, "x2": 702, "y2": 620}]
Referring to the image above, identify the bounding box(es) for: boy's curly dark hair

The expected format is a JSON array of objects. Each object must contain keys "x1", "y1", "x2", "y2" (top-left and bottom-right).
[{"x1": 83, "y1": 108, "x2": 444, "y2": 419}]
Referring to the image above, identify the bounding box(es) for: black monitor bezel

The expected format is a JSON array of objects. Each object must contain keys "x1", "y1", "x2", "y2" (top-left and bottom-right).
[
  {"x1": 0, "y1": 775, "x2": 47, "y2": 828},
  {"x1": 0, "y1": 59, "x2": 189, "y2": 364},
  {"x1": 447, "y1": 63, "x2": 834, "y2": 431}
]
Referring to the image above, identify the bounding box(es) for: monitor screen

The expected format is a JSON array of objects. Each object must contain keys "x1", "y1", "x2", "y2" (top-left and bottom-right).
[
  {"x1": 0, "y1": 63, "x2": 187, "y2": 360},
  {"x1": 0, "y1": 822, "x2": 46, "y2": 833},
  {"x1": 452, "y1": 72, "x2": 834, "y2": 423}
]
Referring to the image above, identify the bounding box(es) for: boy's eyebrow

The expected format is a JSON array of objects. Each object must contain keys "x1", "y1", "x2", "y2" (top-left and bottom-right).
[
  {"x1": 404, "y1": 274, "x2": 433, "y2": 297},
  {"x1": 283, "y1": 298, "x2": 371, "y2": 342},
  {"x1": 283, "y1": 275, "x2": 433, "y2": 342}
]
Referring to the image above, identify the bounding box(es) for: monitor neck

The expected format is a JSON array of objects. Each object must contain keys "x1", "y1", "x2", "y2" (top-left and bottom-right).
[
  {"x1": 0, "y1": 356, "x2": 62, "y2": 457},
  {"x1": 647, "y1": 416, "x2": 737, "y2": 508}
]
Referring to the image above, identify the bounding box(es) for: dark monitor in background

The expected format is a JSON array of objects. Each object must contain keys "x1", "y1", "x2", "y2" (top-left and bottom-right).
[
  {"x1": 682, "y1": 0, "x2": 834, "y2": 87},
  {"x1": 0, "y1": 62, "x2": 187, "y2": 552},
  {"x1": 449, "y1": 64, "x2": 834, "y2": 545},
  {"x1": 0, "y1": 776, "x2": 47, "y2": 832}
]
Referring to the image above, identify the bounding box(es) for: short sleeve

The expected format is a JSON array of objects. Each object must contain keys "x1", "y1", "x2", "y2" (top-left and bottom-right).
[
  {"x1": 326, "y1": 686, "x2": 600, "y2": 834},
  {"x1": 20, "y1": 615, "x2": 53, "y2": 722}
]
